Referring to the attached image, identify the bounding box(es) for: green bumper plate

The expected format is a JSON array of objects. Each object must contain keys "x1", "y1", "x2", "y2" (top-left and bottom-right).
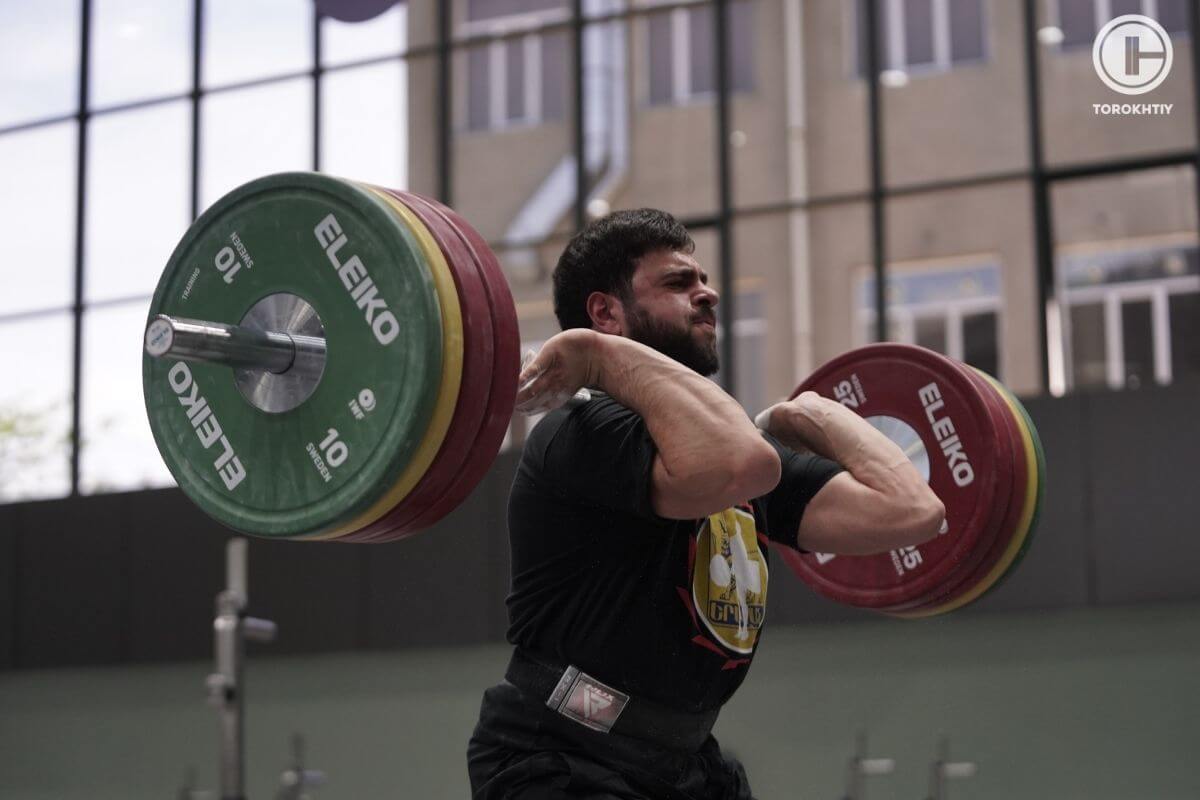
[{"x1": 143, "y1": 172, "x2": 443, "y2": 537}]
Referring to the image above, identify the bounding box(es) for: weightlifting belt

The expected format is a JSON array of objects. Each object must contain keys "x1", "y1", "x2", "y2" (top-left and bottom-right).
[{"x1": 505, "y1": 649, "x2": 719, "y2": 751}]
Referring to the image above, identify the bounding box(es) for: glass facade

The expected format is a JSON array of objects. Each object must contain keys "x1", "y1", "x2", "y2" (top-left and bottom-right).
[{"x1": 0, "y1": 0, "x2": 1197, "y2": 503}]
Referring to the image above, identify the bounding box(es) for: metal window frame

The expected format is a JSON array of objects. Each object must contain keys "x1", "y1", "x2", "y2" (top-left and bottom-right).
[{"x1": 1, "y1": 0, "x2": 1199, "y2": 499}]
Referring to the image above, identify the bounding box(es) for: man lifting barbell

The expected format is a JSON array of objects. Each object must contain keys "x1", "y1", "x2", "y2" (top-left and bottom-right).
[
  {"x1": 466, "y1": 209, "x2": 946, "y2": 799},
  {"x1": 140, "y1": 173, "x2": 1040, "y2": 794}
]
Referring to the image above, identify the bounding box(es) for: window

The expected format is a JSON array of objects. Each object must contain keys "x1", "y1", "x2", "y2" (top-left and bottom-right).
[
  {"x1": 469, "y1": 0, "x2": 566, "y2": 20},
  {"x1": 858, "y1": 263, "x2": 1003, "y2": 379},
  {"x1": 855, "y1": 0, "x2": 988, "y2": 78},
  {"x1": 320, "y1": 2, "x2": 406, "y2": 67},
  {"x1": 0, "y1": 314, "x2": 73, "y2": 502},
  {"x1": 0, "y1": 122, "x2": 76, "y2": 315},
  {"x1": 0, "y1": 0, "x2": 80, "y2": 128},
  {"x1": 80, "y1": 303, "x2": 175, "y2": 493},
  {"x1": 203, "y1": 0, "x2": 312, "y2": 88},
  {"x1": 200, "y1": 79, "x2": 312, "y2": 209},
  {"x1": 321, "y1": 61, "x2": 407, "y2": 188},
  {"x1": 1057, "y1": 0, "x2": 1098, "y2": 47},
  {"x1": 91, "y1": 0, "x2": 191, "y2": 109},
  {"x1": 1058, "y1": 242, "x2": 1199, "y2": 390},
  {"x1": 462, "y1": 1, "x2": 569, "y2": 131},
  {"x1": 86, "y1": 102, "x2": 191, "y2": 304},
  {"x1": 646, "y1": 0, "x2": 754, "y2": 106},
  {"x1": 1053, "y1": 0, "x2": 1190, "y2": 49}
]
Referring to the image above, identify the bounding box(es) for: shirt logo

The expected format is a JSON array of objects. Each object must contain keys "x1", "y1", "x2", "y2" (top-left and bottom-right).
[{"x1": 692, "y1": 507, "x2": 767, "y2": 655}]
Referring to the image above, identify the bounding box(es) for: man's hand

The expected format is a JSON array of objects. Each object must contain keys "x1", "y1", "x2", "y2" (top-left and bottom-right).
[
  {"x1": 516, "y1": 329, "x2": 602, "y2": 414},
  {"x1": 754, "y1": 391, "x2": 841, "y2": 457},
  {"x1": 757, "y1": 391, "x2": 946, "y2": 554}
]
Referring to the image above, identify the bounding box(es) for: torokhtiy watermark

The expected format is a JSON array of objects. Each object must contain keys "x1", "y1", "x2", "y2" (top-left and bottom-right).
[{"x1": 1092, "y1": 14, "x2": 1173, "y2": 115}]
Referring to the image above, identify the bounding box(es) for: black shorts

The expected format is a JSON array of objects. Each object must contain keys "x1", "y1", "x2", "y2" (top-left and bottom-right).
[{"x1": 467, "y1": 681, "x2": 756, "y2": 800}]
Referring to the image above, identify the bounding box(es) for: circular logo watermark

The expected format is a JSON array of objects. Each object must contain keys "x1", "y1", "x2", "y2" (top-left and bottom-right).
[{"x1": 1093, "y1": 14, "x2": 1173, "y2": 95}]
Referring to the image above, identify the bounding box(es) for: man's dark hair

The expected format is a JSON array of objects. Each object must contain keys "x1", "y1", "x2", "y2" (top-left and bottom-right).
[{"x1": 552, "y1": 208, "x2": 694, "y2": 331}]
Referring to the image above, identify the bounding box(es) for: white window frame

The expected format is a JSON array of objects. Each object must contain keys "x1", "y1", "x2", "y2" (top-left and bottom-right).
[
  {"x1": 860, "y1": 297, "x2": 1004, "y2": 365},
  {"x1": 848, "y1": 0, "x2": 990, "y2": 80},
  {"x1": 642, "y1": 0, "x2": 751, "y2": 107},
  {"x1": 855, "y1": 262, "x2": 1004, "y2": 380},
  {"x1": 1060, "y1": 274, "x2": 1200, "y2": 390},
  {"x1": 460, "y1": 5, "x2": 569, "y2": 132}
]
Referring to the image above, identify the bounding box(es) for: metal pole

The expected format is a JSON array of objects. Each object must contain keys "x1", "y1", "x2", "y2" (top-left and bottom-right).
[
  {"x1": 436, "y1": 0, "x2": 452, "y2": 204},
  {"x1": 210, "y1": 539, "x2": 248, "y2": 800},
  {"x1": 1188, "y1": 0, "x2": 1200, "y2": 240},
  {"x1": 843, "y1": 730, "x2": 866, "y2": 800},
  {"x1": 190, "y1": 0, "x2": 202, "y2": 221},
  {"x1": 926, "y1": 736, "x2": 977, "y2": 800},
  {"x1": 715, "y1": 0, "x2": 735, "y2": 393},
  {"x1": 572, "y1": 0, "x2": 587, "y2": 232},
  {"x1": 313, "y1": 6, "x2": 323, "y2": 171},
  {"x1": 840, "y1": 730, "x2": 895, "y2": 800},
  {"x1": 69, "y1": 0, "x2": 92, "y2": 495},
  {"x1": 862, "y1": 0, "x2": 887, "y2": 345},
  {"x1": 208, "y1": 539, "x2": 277, "y2": 800},
  {"x1": 1022, "y1": 0, "x2": 1053, "y2": 391}
]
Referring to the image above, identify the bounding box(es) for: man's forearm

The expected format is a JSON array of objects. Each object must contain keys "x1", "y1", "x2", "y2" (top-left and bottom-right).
[
  {"x1": 765, "y1": 394, "x2": 927, "y2": 499},
  {"x1": 592, "y1": 335, "x2": 778, "y2": 495},
  {"x1": 763, "y1": 393, "x2": 945, "y2": 550}
]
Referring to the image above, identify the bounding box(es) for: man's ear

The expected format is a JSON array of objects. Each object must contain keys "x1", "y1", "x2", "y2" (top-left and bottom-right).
[{"x1": 586, "y1": 291, "x2": 625, "y2": 336}]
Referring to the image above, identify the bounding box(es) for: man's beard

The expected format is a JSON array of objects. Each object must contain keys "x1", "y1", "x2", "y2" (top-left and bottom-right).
[{"x1": 625, "y1": 302, "x2": 720, "y2": 377}]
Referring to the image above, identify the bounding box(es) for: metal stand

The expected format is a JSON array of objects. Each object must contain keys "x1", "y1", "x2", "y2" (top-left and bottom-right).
[
  {"x1": 206, "y1": 538, "x2": 278, "y2": 800},
  {"x1": 926, "y1": 737, "x2": 977, "y2": 800},
  {"x1": 275, "y1": 734, "x2": 327, "y2": 800},
  {"x1": 840, "y1": 731, "x2": 895, "y2": 800}
]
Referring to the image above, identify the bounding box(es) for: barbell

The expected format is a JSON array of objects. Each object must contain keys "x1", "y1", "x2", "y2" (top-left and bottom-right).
[{"x1": 142, "y1": 172, "x2": 1044, "y2": 615}]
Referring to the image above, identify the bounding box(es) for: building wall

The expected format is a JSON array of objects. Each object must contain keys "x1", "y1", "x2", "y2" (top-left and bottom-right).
[
  {"x1": 886, "y1": 180, "x2": 1042, "y2": 392},
  {"x1": 878, "y1": 0, "x2": 1031, "y2": 187},
  {"x1": 798, "y1": 0, "x2": 1197, "y2": 396},
  {"x1": 1039, "y1": 11, "x2": 1196, "y2": 166},
  {"x1": 405, "y1": 1, "x2": 803, "y2": 399},
  {"x1": 406, "y1": 0, "x2": 1197, "y2": 408}
]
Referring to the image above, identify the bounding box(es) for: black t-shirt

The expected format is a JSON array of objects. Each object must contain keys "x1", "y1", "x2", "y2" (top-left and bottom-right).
[{"x1": 505, "y1": 393, "x2": 843, "y2": 713}]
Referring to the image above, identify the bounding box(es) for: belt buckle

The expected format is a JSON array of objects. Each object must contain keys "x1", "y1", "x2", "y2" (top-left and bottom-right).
[{"x1": 545, "y1": 665, "x2": 629, "y2": 733}]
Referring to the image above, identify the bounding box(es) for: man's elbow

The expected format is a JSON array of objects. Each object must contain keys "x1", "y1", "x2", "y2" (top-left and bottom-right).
[
  {"x1": 729, "y1": 439, "x2": 782, "y2": 502},
  {"x1": 654, "y1": 440, "x2": 780, "y2": 518},
  {"x1": 893, "y1": 490, "x2": 945, "y2": 548},
  {"x1": 692, "y1": 441, "x2": 780, "y2": 509},
  {"x1": 852, "y1": 490, "x2": 944, "y2": 553}
]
